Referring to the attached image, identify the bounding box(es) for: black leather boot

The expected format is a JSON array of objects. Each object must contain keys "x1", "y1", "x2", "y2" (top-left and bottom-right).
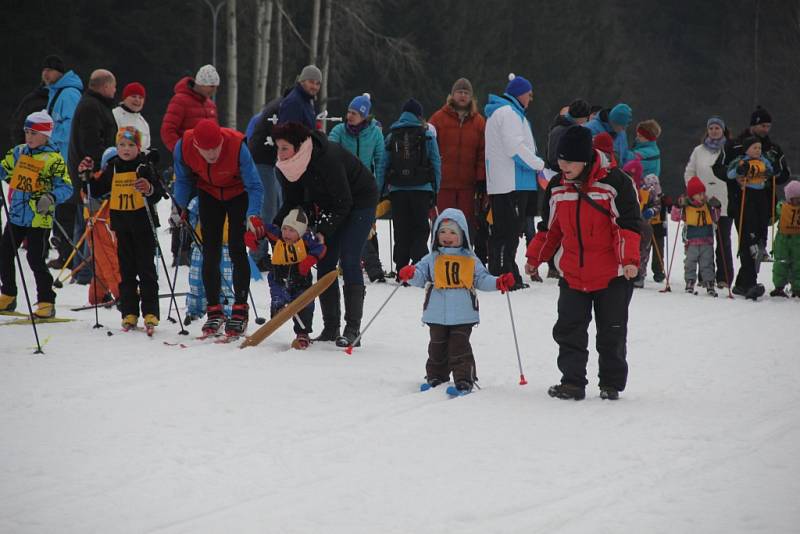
[
  {"x1": 314, "y1": 282, "x2": 341, "y2": 341},
  {"x1": 336, "y1": 285, "x2": 365, "y2": 347}
]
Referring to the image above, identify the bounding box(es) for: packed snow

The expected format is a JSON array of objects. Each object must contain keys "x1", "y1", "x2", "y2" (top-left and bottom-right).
[{"x1": 1, "y1": 201, "x2": 798, "y2": 533}]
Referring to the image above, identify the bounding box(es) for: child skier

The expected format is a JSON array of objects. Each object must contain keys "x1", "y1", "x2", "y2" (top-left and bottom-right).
[
  {"x1": 770, "y1": 180, "x2": 800, "y2": 297},
  {"x1": 672, "y1": 176, "x2": 721, "y2": 296},
  {"x1": 641, "y1": 173, "x2": 666, "y2": 282},
  {"x1": 246, "y1": 207, "x2": 326, "y2": 349},
  {"x1": 0, "y1": 111, "x2": 73, "y2": 317},
  {"x1": 78, "y1": 127, "x2": 164, "y2": 331},
  {"x1": 184, "y1": 196, "x2": 234, "y2": 323},
  {"x1": 398, "y1": 208, "x2": 514, "y2": 394},
  {"x1": 726, "y1": 137, "x2": 774, "y2": 299}
]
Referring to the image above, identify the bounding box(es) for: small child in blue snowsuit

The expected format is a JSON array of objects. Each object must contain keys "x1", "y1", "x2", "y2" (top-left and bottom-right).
[
  {"x1": 398, "y1": 208, "x2": 515, "y2": 393},
  {"x1": 253, "y1": 207, "x2": 325, "y2": 349},
  {"x1": 185, "y1": 196, "x2": 234, "y2": 322}
]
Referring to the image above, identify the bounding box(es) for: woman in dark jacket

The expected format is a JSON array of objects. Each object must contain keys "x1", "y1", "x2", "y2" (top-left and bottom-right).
[{"x1": 272, "y1": 122, "x2": 378, "y2": 347}]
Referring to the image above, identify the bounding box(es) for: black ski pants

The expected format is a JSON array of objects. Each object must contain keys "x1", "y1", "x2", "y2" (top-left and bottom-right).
[
  {"x1": 390, "y1": 190, "x2": 431, "y2": 271},
  {"x1": 198, "y1": 189, "x2": 250, "y2": 306},
  {"x1": 0, "y1": 223, "x2": 55, "y2": 303},
  {"x1": 552, "y1": 276, "x2": 633, "y2": 391},
  {"x1": 489, "y1": 191, "x2": 527, "y2": 283},
  {"x1": 116, "y1": 226, "x2": 159, "y2": 318}
]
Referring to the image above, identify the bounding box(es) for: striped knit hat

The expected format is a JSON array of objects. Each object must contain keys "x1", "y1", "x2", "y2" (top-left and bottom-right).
[
  {"x1": 116, "y1": 126, "x2": 142, "y2": 149},
  {"x1": 24, "y1": 111, "x2": 54, "y2": 137}
]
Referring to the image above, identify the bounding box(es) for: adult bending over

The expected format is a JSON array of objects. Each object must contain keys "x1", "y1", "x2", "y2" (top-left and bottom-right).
[{"x1": 272, "y1": 122, "x2": 378, "y2": 347}]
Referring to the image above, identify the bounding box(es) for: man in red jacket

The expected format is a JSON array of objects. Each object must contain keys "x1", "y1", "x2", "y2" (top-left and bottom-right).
[
  {"x1": 173, "y1": 120, "x2": 264, "y2": 338},
  {"x1": 428, "y1": 77, "x2": 486, "y2": 260},
  {"x1": 525, "y1": 126, "x2": 641, "y2": 401},
  {"x1": 160, "y1": 65, "x2": 220, "y2": 152}
]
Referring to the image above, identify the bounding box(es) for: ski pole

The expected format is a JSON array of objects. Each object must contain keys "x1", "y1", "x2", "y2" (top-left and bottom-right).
[
  {"x1": 85, "y1": 180, "x2": 103, "y2": 330},
  {"x1": 737, "y1": 178, "x2": 748, "y2": 255},
  {"x1": 143, "y1": 198, "x2": 189, "y2": 335},
  {"x1": 505, "y1": 292, "x2": 527, "y2": 385},
  {"x1": 343, "y1": 284, "x2": 402, "y2": 355},
  {"x1": 661, "y1": 218, "x2": 681, "y2": 293},
  {"x1": 650, "y1": 232, "x2": 667, "y2": 277},
  {"x1": 716, "y1": 221, "x2": 734, "y2": 299},
  {"x1": 51, "y1": 199, "x2": 108, "y2": 287},
  {"x1": 165, "y1": 224, "x2": 186, "y2": 324},
  {"x1": 770, "y1": 175, "x2": 776, "y2": 253},
  {"x1": 50, "y1": 217, "x2": 111, "y2": 295},
  {"x1": 387, "y1": 217, "x2": 395, "y2": 276},
  {"x1": 0, "y1": 187, "x2": 43, "y2": 353}
]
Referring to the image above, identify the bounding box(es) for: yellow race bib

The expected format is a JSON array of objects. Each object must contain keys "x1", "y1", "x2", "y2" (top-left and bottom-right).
[
  {"x1": 110, "y1": 171, "x2": 145, "y2": 211},
  {"x1": 272, "y1": 239, "x2": 308, "y2": 265},
  {"x1": 433, "y1": 254, "x2": 475, "y2": 289},
  {"x1": 10, "y1": 155, "x2": 46, "y2": 193},
  {"x1": 744, "y1": 160, "x2": 769, "y2": 186},
  {"x1": 779, "y1": 204, "x2": 800, "y2": 236},
  {"x1": 685, "y1": 204, "x2": 712, "y2": 227}
]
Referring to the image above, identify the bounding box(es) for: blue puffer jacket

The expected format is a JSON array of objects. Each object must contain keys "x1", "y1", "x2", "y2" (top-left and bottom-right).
[
  {"x1": 632, "y1": 140, "x2": 661, "y2": 177},
  {"x1": 328, "y1": 119, "x2": 385, "y2": 185},
  {"x1": 409, "y1": 208, "x2": 497, "y2": 325},
  {"x1": 379, "y1": 112, "x2": 441, "y2": 195},
  {"x1": 584, "y1": 115, "x2": 633, "y2": 165},
  {"x1": 47, "y1": 70, "x2": 83, "y2": 165}
]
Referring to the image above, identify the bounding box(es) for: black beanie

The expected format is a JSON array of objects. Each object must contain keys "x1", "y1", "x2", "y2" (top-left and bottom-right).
[
  {"x1": 750, "y1": 106, "x2": 772, "y2": 126},
  {"x1": 557, "y1": 126, "x2": 594, "y2": 163},
  {"x1": 402, "y1": 98, "x2": 423, "y2": 117},
  {"x1": 42, "y1": 55, "x2": 65, "y2": 73},
  {"x1": 568, "y1": 99, "x2": 591, "y2": 119},
  {"x1": 741, "y1": 136, "x2": 762, "y2": 152}
]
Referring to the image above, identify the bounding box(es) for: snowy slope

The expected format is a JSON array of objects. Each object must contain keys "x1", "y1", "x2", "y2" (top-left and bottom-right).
[{"x1": 1, "y1": 203, "x2": 798, "y2": 534}]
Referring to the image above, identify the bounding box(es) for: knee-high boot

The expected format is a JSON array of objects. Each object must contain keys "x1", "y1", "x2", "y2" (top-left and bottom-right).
[
  {"x1": 314, "y1": 281, "x2": 341, "y2": 341},
  {"x1": 336, "y1": 284, "x2": 365, "y2": 347}
]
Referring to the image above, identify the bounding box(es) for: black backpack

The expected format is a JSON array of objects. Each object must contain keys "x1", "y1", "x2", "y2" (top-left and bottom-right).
[
  {"x1": 248, "y1": 96, "x2": 283, "y2": 165},
  {"x1": 386, "y1": 126, "x2": 432, "y2": 187}
]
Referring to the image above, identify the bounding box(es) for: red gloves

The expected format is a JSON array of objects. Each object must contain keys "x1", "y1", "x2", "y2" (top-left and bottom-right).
[
  {"x1": 297, "y1": 255, "x2": 317, "y2": 276},
  {"x1": 247, "y1": 215, "x2": 266, "y2": 239},
  {"x1": 398, "y1": 265, "x2": 416, "y2": 282},
  {"x1": 496, "y1": 273, "x2": 515, "y2": 293},
  {"x1": 134, "y1": 178, "x2": 153, "y2": 196},
  {"x1": 243, "y1": 230, "x2": 259, "y2": 251}
]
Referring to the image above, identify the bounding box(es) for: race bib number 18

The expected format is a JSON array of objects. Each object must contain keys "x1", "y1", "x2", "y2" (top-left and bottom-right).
[{"x1": 433, "y1": 254, "x2": 475, "y2": 289}]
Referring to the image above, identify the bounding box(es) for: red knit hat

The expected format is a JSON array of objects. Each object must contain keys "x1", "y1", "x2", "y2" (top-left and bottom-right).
[
  {"x1": 122, "y1": 82, "x2": 146, "y2": 100},
  {"x1": 592, "y1": 132, "x2": 614, "y2": 155},
  {"x1": 193, "y1": 119, "x2": 222, "y2": 150},
  {"x1": 687, "y1": 176, "x2": 706, "y2": 198}
]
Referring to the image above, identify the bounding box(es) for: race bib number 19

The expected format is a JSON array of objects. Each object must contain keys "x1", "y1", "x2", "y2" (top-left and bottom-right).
[
  {"x1": 433, "y1": 254, "x2": 474, "y2": 289},
  {"x1": 10, "y1": 155, "x2": 45, "y2": 192}
]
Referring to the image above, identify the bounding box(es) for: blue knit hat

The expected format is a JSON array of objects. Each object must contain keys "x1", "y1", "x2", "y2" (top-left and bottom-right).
[
  {"x1": 349, "y1": 93, "x2": 372, "y2": 117},
  {"x1": 505, "y1": 73, "x2": 533, "y2": 98},
  {"x1": 706, "y1": 116, "x2": 726, "y2": 130},
  {"x1": 609, "y1": 103, "x2": 633, "y2": 127},
  {"x1": 402, "y1": 98, "x2": 423, "y2": 117}
]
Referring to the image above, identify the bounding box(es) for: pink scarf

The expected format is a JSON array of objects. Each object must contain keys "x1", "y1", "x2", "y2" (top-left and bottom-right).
[{"x1": 276, "y1": 138, "x2": 313, "y2": 182}]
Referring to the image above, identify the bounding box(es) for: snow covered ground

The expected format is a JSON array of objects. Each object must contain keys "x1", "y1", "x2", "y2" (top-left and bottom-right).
[{"x1": 1, "y1": 203, "x2": 798, "y2": 533}]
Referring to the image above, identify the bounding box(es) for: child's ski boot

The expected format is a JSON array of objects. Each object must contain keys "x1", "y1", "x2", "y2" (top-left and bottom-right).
[
  {"x1": 122, "y1": 314, "x2": 138, "y2": 331},
  {"x1": 290, "y1": 333, "x2": 310, "y2": 350},
  {"x1": 144, "y1": 314, "x2": 159, "y2": 336}
]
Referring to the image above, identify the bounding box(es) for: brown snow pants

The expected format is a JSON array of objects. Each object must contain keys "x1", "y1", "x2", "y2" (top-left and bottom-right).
[{"x1": 426, "y1": 324, "x2": 477, "y2": 386}]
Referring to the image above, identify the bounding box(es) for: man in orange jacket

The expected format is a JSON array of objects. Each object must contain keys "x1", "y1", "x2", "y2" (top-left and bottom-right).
[{"x1": 429, "y1": 78, "x2": 487, "y2": 260}]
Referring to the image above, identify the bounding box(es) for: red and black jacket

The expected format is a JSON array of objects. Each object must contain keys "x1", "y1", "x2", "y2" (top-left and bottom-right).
[{"x1": 527, "y1": 150, "x2": 641, "y2": 292}]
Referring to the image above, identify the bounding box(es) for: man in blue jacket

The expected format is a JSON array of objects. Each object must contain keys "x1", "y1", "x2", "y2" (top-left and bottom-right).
[
  {"x1": 584, "y1": 103, "x2": 634, "y2": 165},
  {"x1": 277, "y1": 65, "x2": 321, "y2": 129}
]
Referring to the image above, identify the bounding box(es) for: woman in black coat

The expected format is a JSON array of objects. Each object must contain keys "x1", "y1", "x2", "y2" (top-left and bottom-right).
[{"x1": 272, "y1": 122, "x2": 378, "y2": 347}]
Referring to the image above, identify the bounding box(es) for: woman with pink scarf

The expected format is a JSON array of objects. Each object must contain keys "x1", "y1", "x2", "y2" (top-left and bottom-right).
[{"x1": 272, "y1": 122, "x2": 378, "y2": 348}]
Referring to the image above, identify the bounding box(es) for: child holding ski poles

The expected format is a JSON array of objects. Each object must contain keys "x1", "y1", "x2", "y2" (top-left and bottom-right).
[
  {"x1": 184, "y1": 195, "x2": 234, "y2": 323},
  {"x1": 398, "y1": 208, "x2": 514, "y2": 394},
  {"x1": 671, "y1": 176, "x2": 721, "y2": 296},
  {"x1": 245, "y1": 207, "x2": 326, "y2": 349},
  {"x1": 0, "y1": 111, "x2": 73, "y2": 318},
  {"x1": 770, "y1": 180, "x2": 800, "y2": 298},
  {"x1": 78, "y1": 126, "x2": 164, "y2": 331}
]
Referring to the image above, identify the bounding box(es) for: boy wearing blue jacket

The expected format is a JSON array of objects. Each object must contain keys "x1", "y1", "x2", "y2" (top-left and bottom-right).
[
  {"x1": 0, "y1": 111, "x2": 73, "y2": 318},
  {"x1": 398, "y1": 208, "x2": 514, "y2": 393}
]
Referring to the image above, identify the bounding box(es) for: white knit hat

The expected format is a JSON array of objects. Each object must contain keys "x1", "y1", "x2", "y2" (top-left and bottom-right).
[
  {"x1": 282, "y1": 208, "x2": 308, "y2": 236},
  {"x1": 195, "y1": 64, "x2": 220, "y2": 86},
  {"x1": 24, "y1": 110, "x2": 54, "y2": 137}
]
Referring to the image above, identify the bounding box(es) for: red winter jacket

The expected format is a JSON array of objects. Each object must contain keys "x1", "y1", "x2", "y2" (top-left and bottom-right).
[
  {"x1": 181, "y1": 128, "x2": 246, "y2": 200},
  {"x1": 526, "y1": 150, "x2": 641, "y2": 292},
  {"x1": 160, "y1": 77, "x2": 218, "y2": 151},
  {"x1": 428, "y1": 98, "x2": 486, "y2": 190}
]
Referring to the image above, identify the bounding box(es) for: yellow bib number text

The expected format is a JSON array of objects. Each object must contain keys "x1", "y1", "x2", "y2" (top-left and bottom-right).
[
  {"x1": 273, "y1": 239, "x2": 308, "y2": 265},
  {"x1": 110, "y1": 171, "x2": 145, "y2": 211},
  {"x1": 685, "y1": 204, "x2": 712, "y2": 227},
  {"x1": 10, "y1": 155, "x2": 45, "y2": 193},
  {"x1": 433, "y1": 254, "x2": 474, "y2": 289},
  {"x1": 779, "y1": 204, "x2": 800, "y2": 236}
]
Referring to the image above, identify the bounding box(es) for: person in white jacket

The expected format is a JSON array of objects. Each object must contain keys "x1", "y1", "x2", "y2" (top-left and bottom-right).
[
  {"x1": 483, "y1": 73, "x2": 544, "y2": 288},
  {"x1": 684, "y1": 116, "x2": 732, "y2": 287},
  {"x1": 112, "y1": 82, "x2": 151, "y2": 151}
]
